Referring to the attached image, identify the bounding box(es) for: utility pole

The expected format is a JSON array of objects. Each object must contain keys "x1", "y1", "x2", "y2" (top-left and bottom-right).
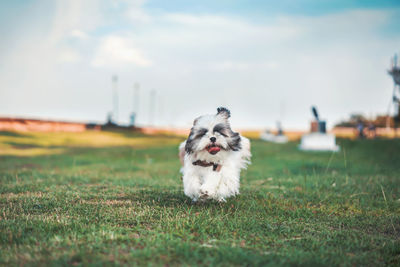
[
  {"x1": 112, "y1": 75, "x2": 118, "y2": 124},
  {"x1": 388, "y1": 53, "x2": 400, "y2": 134},
  {"x1": 130, "y1": 83, "x2": 140, "y2": 126}
]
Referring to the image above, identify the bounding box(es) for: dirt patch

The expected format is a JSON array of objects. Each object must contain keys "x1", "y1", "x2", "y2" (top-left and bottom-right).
[
  {"x1": 1, "y1": 191, "x2": 45, "y2": 199},
  {"x1": 80, "y1": 199, "x2": 132, "y2": 206}
]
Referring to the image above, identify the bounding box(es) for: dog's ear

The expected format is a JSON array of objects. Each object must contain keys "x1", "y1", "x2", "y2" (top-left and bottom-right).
[
  {"x1": 217, "y1": 107, "x2": 230, "y2": 119},
  {"x1": 185, "y1": 129, "x2": 195, "y2": 153},
  {"x1": 228, "y1": 132, "x2": 242, "y2": 151},
  {"x1": 193, "y1": 116, "x2": 200, "y2": 125}
]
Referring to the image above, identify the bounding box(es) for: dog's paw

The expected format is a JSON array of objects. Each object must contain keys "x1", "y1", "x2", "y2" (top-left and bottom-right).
[
  {"x1": 199, "y1": 189, "x2": 210, "y2": 199},
  {"x1": 200, "y1": 185, "x2": 217, "y2": 198},
  {"x1": 217, "y1": 197, "x2": 226, "y2": 203}
]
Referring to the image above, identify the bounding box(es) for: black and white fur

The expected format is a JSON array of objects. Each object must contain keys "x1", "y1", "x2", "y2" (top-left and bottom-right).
[{"x1": 179, "y1": 107, "x2": 251, "y2": 202}]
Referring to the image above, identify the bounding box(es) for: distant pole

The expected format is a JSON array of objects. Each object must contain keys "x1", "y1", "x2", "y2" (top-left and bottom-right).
[
  {"x1": 112, "y1": 75, "x2": 118, "y2": 123},
  {"x1": 149, "y1": 89, "x2": 156, "y2": 126},
  {"x1": 130, "y1": 83, "x2": 140, "y2": 127},
  {"x1": 388, "y1": 53, "x2": 400, "y2": 131}
]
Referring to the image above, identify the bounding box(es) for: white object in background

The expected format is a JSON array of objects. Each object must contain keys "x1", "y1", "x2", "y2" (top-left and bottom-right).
[
  {"x1": 299, "y1": 133, "x2": 339, "y2": 151},
  {"x1": 260, "y1": 132, "x2": 289, "y2": 144}
]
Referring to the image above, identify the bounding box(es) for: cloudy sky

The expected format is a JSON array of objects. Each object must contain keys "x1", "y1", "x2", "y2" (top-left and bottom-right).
[{"x1": 1, "y1": 0, "x2": 399, "y2": 129}]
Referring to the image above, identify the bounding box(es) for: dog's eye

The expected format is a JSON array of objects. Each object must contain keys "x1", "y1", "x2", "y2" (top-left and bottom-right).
[
  {"x1": 195, "y1": 128, "x2": 208, "y2": 138},
  {"x1": 213, "y1": 124, "x2": 228, "y2": 137},
  {"x1": 215, "y1": 130, "x2": 228, "y2": 137}
]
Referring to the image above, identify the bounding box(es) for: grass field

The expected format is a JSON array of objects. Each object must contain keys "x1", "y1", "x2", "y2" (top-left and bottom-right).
[{"x1": 0, "y1": 130, "x2": 399, "y2": 266}]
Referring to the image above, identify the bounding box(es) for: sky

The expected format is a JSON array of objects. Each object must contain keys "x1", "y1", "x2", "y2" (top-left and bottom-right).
[{"x1": 0, "y1": 0, "x2": 400, "y2": 130}]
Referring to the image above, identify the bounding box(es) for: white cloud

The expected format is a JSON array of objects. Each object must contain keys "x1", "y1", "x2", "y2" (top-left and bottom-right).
[
  {"x1": 91, "y1": 35, "x2": 152, "y2": 67},
  {"x1": 164, "y1": 13, "x2": 233, "y2": 26},
  {"x1": 69, "y1": 29, "x2": 89, "y2": 39},
  {"x1": 48, "y1": 0, "x2": 103, "y2": 44},
  {"x1": 210, "y1": 61, "x2": 279, "y2": 71},
  {"x1": 159, "y1": 13, "x2": 303, "y2": 46},
  {"x1": 211, "y1": 61, "x2": 250, "y2": 71},
  {"x1": 126, "y1": 8, "x2": 152, "y2": 23},
  {"x1": 58, "y1": 47, "x2": 81, "y2": 63},
  {"x1": 117, "y1": 0, "x2": 152, "y2": 23}
]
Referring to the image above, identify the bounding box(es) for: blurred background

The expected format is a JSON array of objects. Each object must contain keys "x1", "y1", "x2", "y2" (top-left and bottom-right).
[{"x1": 1, "y1": 0, "x2": 400, "y2": 132}]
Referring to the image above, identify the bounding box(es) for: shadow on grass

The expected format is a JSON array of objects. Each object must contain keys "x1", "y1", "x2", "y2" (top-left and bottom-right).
[
  {"x1": 0, "y1": 131, "x2": 29, "y2": 137},
  {"x1": 4, "y1": 141, "x2": 47, "y2": 149},
  {"x1": 110, "y1": 187, "x2": 243, "y2": 209},
  {"x1": 117, "y1": 188, "x2": 192, "y2": 207}
]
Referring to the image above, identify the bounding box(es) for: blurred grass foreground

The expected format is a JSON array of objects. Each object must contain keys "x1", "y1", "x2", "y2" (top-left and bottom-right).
[{"x1": 0, "y1": 130, "x2": 399, "y2": 266}]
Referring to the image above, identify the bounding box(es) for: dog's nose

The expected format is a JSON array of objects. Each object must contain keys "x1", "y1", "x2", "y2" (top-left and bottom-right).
[{"x1": 210, "y1": 137, "x2": 216, "y2": 143}]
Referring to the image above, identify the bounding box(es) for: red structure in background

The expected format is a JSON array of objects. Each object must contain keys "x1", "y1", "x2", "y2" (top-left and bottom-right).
[{"x1": 0, "y1": 118, "x2": 89, "y2": 132}]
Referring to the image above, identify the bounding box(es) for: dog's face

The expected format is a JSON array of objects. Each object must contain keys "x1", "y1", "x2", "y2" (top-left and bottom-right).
[{"x1": 185, "y1": 107, "x2": 241, "y2": 155}]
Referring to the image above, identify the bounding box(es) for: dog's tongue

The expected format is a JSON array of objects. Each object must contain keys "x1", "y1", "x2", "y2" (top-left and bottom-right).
[{"x1": 207, "y1": 146, "x2": 221, "y2": 154}]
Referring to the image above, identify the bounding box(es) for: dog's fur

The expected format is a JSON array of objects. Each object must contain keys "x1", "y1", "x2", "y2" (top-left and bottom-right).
[{"x1": 179, "y1": 107, "x2": 251, "y2": 202}]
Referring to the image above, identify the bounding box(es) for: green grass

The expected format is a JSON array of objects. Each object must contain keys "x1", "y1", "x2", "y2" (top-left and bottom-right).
[{"x1": 0, "y1": 130, "x2": 399, "y2": 266}]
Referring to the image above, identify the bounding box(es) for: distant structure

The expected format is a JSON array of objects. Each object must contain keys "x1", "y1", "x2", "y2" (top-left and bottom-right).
[
  {"x1": 389, "y1": 53, "x2": 400, "y2": 86},
  {"x1": 388, "y1": 53, "x2": 400, "y2": 128},
  {"x1": 260, "y1": 101, "x2": 289, "y2": 143},
  {"x1": 130, "y1": 82, "x2": 140, "y2": 127},
  {"x1": 106, "y1": 112, "x2": 114, "y2": 125},
  {"x1": 260, "y1": 121, "x2": 288, "y2": 143},
  {"x1": 299, "y1": 106, "x2": 339, "y2": 151},
  {"x1": 112, "y1": 75, "x2": 119, "y2": 124}
]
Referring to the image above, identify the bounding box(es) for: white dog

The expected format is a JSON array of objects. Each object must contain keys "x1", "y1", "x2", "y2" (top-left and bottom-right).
[{"x1": 179, "y1": 107, "x2": 251, "y2": 202}]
